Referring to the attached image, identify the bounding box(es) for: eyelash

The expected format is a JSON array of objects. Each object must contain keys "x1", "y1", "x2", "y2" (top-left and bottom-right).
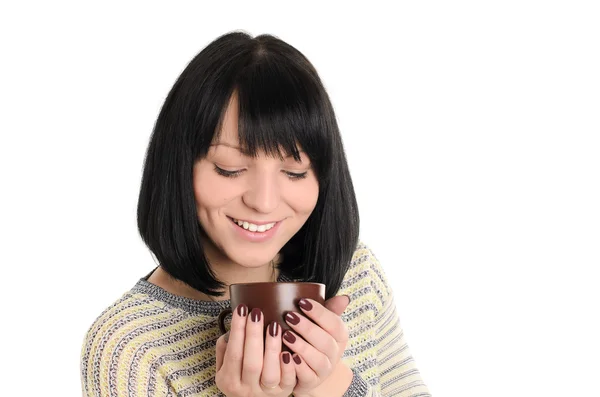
[{"x1": 213, "y1": 165, "x2": 308, "y2": 180}]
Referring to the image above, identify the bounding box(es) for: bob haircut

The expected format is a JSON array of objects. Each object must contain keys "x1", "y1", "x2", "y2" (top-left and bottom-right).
[{"x1": 137, "y1": 31, "x2": 359, "y2": 299}]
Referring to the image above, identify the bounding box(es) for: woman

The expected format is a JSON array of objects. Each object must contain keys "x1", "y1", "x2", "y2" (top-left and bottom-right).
[{"x1": 80, "y1": 31, "x2": 430, "y2": 397}]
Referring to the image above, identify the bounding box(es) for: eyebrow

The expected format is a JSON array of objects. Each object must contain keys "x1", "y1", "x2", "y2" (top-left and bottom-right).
[{"x1": 210, "y1": 143, "x2": 306, "y2": 158}]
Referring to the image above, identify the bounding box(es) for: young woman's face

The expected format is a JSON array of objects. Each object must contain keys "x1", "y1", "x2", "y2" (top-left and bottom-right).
[{"x1": 193, "y1": 94, "x2": 319, "y2": 267}]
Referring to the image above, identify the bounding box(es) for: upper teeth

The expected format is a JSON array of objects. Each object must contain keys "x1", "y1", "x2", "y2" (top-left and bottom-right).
[{"x1": 233, "y1": 219, "x2": 276, "y2": 232}]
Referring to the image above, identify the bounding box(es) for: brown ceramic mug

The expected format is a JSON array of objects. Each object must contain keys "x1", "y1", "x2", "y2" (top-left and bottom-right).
[{"x1": 217, "y1": 282, "x2": 325, "y2": 351}]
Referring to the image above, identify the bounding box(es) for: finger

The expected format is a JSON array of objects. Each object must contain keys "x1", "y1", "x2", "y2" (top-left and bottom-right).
[
  {"x1": 285, "y1": 311, "x2": 338, "y2": 362},
  {"x1": 279, "y1": 352, "x2": 296, "y2": 390},
  {"x1": 215, "y1": 333, "x2": 228, "y2": 372},
  {"x1": 241, "y1": 308, "x2": 264, "y2": 384},
  {"x1": 282, "y1": 329, "x2": 332, "y2": 377},
  {"x1": 297, "y1": 298, "x2": 349, "y2": 345},
  {"x1": 291, "y1": 353, "x2": 318, "y2": 386},
  {"x1": 222, "y1": 304, "x2": 248, "y2": 376},
  {"x1": 324, "y1": 295, "x2": 350, "y2": 316},
  {"x1": 260, "y1": 322, "x2": 282, "y2": 388}
]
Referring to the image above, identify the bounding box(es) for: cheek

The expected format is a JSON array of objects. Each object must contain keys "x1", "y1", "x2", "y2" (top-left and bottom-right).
[
  {"x1": 287, "y1": 179, "x2": 319, "y2": 214},
  {"x1": 193, "y1": 169, "x2": 239, "y2": 211}
]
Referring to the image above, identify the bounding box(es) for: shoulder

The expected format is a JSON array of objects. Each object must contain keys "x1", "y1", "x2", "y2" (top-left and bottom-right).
[
  {"x1": 338, "y1": 241, "x2": 394, "y2": 315},
  {"x1": 80, "y1": 290, "x2": 185, "y2": 396}
]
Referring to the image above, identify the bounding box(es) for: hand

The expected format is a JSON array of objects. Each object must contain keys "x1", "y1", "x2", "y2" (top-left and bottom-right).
[
  {"x1": 215, "y1": 304, "x2": 296, "y2": 397},
  {"x1": 281, "y1": 295, "x2": 351, "y2": 396}
]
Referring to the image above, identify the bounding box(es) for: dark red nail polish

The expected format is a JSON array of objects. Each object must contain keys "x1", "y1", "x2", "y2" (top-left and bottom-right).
[
  {"x1": 298, "y1": 298, "x2": 313, "y2": 311},
  {"x1": 282, "y1": 352, "x2": 291, "y2": 364},
  {"x1": 283, "y1": 330, "x2": 296, "y2": 344},
  {"x1": 237, "y1": 304, "x2": 247, "y2": 317},
  {"x1": 293, "y1": 355, "x2": 302, "y2": 365},
  {"x1": 286, "y1": 312, "x2": 300, "y2": 325},
  {"x1": 269, "y1": 322, "x2": 279, "y2": 337},
  {"x1": 251, "y1": 308, "x2": 262, "y2": 322}
]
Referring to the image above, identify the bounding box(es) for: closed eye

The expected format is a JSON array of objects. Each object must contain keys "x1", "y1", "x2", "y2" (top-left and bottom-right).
[
  {"x1": 214, "y1": 164, "x2": 244, "y2": 178},
  {"x1": 284, "y1": 171, "x2": 308, "y2": 180}
]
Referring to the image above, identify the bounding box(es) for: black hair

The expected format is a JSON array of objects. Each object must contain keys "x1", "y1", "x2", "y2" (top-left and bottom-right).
[{"x1": 137, "y1": 31, "x2": 359, "y2": 299}]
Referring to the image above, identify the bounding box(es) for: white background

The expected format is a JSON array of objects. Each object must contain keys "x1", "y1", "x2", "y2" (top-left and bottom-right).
[{"x1": 1, "y1": 1, "x2": 598, "y2": 396}]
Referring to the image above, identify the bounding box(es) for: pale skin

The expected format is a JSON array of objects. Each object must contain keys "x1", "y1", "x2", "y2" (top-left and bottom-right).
[{"x1": 148, "y1": 92, "x2": 353, "y2": 396}]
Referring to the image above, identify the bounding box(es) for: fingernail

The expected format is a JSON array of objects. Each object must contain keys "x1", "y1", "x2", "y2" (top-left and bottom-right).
[
  {"x1": 298, "y1": 298, "x2": 313, "y2": 311},
  {"x1": 282, "y1": 352, "x2": 291, "y2": 364},
  {"x1": 251, "y1": 308, "x2": 262, "y2": 322},
  {"x1": 344, "y1": 294, "x2": 351, "y2": 304},
  {"x1": 293, "y1": 355, "x2": 302, "y2": 365},
  {"x1": 285, "y1": 312, "x2": 300, "y2": 325},
  {"x1": 283, "y1": 330, "x2": 296, "y2": 344},
  {"x1": 237, "y1": 304, "x2": 247, "y2": 317},
  {"x1": 269, "y1": 322, "x2": 279, "y2": 337}
]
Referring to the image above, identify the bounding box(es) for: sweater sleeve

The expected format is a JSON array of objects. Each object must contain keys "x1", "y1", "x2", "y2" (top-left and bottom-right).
[
  {"x1": 80, "y1": 315, "x2": 173, "y2": 397},
  {"x1": 342, "y1": 367, "x2": 375, "y2": 396},
  {"x1": 367, "y1": 247, "x2": 431, "y2": 397},
  {"x1": 337, "y1": 244, "x2": 431, "y2": 397}
]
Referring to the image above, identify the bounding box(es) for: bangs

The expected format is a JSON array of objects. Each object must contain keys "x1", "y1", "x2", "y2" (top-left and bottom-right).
[{"x1": 215, "y1": 57, "x2": 330, "y2": 170}]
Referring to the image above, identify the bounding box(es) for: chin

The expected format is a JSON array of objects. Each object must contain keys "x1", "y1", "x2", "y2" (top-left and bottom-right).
[{"x1": 226, "y1": 246, "x2": 280, "y2": 268}]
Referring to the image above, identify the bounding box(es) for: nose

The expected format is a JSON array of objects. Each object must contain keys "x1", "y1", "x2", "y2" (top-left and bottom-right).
[{"x1": 242, "y1": 172, "x2": 280, "y2": 214}]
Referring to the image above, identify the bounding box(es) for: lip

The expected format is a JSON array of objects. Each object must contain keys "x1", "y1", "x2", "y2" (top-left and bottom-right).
[{"x1": 228, "y1": 216, "x2": 282, "y2": 242}]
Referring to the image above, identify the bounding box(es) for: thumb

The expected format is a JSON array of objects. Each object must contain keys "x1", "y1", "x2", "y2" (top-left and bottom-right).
[{"x1": 324, "y1": 295, "x2": 350, "y2": 316}]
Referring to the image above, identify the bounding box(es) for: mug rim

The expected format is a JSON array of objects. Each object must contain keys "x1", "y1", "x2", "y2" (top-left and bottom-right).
[{"x1": 229, "y1": 281, "x2": 325, "y2": 287}]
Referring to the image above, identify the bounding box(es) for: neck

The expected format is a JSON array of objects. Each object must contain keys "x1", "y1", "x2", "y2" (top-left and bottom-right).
[{"x1": 201, "y1": 241, "x2": 279, "y2": 300}]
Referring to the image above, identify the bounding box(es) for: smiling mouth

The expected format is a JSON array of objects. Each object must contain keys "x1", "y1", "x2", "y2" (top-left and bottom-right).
[{"x1": 228, "y1": 217, "x2": 278, "y2": 233}]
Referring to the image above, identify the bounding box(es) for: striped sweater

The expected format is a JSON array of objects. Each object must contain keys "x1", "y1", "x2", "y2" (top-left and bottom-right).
[{"x1": 80, "y1": 242, "x2": 431, "y2": 396}]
